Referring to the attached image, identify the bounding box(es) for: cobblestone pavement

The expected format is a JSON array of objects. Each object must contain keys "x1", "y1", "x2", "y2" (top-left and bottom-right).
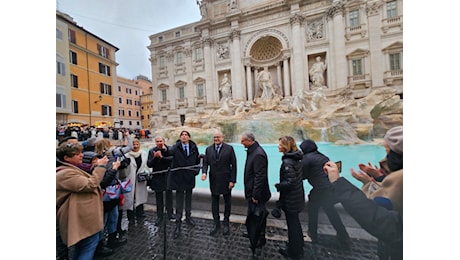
[{"x1": 95, "y1": 206, "x2": 378, "y2": 260}]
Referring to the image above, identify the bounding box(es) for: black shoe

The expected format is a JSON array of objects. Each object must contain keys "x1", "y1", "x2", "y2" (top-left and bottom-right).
[
  {"x1": 242, "y1": 231, "x2": 249, "y2": 238},
  {"x1": 167, "y1": 214, "x2": 175, "y2": 221},
  {"x1": 256, "y1": 237, "x2": 266, "y2": 248},
  {"x1": 186, "y1": 218, "x2": 196, "y2": 227},
  {"x1": 95, "y1": 241, "x2": 113, "y2": 257},
  {"x1": 154, "y1": 217, "x2": 164, "y2": 226},
  {"x1": 173, "y1": 223, "x2": 181, "y2": 239},
  {"x1": 107, "y1": 233, "x2": 127, "y2": 249},
  {"x1": 209, "y1": 224, "x2": 221, "y2": 236},
  {"x1": 222, "y1": 223, "x2": 230, "y2": 235}
]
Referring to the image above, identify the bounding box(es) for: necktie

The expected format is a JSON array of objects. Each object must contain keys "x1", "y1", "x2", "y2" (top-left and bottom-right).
[
  {"x1": 185, "y1": 145, "x2": 189, "y2": 156},
  {"x1": 216, "y1": 145, "x2": 220, "y2": 157}
]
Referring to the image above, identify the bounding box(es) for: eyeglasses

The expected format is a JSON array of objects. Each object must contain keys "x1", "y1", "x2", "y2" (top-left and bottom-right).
[{"x1": 213, "y1": 136, "x2": 222, "y2": 139}]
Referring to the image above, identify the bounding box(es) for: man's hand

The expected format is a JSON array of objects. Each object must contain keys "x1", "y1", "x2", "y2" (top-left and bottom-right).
[{"x1": 323, "y1": 161, "x2": 340, "y2": 183}]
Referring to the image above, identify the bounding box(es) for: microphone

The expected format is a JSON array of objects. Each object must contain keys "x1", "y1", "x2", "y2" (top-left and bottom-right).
[{"x1": 199, "y1": 154, "x2": 205, "y2": 168}]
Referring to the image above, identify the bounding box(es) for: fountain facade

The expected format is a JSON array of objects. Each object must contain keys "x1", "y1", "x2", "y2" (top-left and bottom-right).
[{"x1": 152, "y1": 86, "x2": 402, "y2": 146}]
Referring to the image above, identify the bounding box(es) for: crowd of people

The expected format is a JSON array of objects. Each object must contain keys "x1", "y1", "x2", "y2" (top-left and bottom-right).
[{"x1": 56, "y1": 126, "x2": 403, "y2": 260}]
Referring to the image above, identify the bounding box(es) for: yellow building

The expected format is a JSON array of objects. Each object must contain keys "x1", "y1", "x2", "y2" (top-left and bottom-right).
[{"x1": 56, "y1": 11, "x2": 119, "y2": 128}]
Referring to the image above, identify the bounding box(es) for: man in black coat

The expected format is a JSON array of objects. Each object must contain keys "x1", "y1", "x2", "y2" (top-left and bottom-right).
[
  {"x1": 241, "y1": 132, "x2": 271, "y2": 248},
  {"x1": 166, "y1": 130, "x2": 200, "y2": 239},
  {"x1": 201, "y1": 130, "x2": 237, "y2": 236},
  {"x1": 300, "y1": 139, "x2": 350, "y2": 247},
  {"x1": 147, "y1": 135, "x2": 174, "y2": 226}
]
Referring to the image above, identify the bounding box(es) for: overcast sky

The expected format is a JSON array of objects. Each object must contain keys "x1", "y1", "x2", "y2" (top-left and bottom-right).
[{"x1": 56, "y1": 0, "x2": 201, "y2": 79}]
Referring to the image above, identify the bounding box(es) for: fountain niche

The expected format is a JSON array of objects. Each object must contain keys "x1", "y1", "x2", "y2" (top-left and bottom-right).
[{"x1": 152, "y1": 86, "x2": 402, "y2": 146}]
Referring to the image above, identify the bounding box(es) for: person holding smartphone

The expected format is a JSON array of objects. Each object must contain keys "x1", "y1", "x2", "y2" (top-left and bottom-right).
[{"x1": 299, "y1": 139, "x2": 350, "y2": 247}]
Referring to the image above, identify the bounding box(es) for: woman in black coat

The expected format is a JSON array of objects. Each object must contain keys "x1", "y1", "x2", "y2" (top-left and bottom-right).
[
  {"x1": 300, "y1": 139, "x2": 350, "y2": 246},
  {"x1": 274, "y1": 136, "x2": 305, "y2": 259}
]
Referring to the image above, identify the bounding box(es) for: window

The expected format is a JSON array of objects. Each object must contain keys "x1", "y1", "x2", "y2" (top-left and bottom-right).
[
  {"x1": 118, "y1": 86, "x2": 122, "y2": 92},
  {"x1": 352, "y1": 59, "x2": 363, "y2": 75},
  {"x1": 135, "y1": 90, "x2": 138, "y2": 95},
  {"x1": 56, "y1": 29, "x2": 63, "y2": 40},
  {"x1": 161, "y1": 89, "x2": 167, "y2": 102},
  {"x1": 70, "y1": 51, "x2": 77, "y2": 65},
  {"x1": 102, "y1": 105, "x2": 112, "y2": 116},
  {"x1": 176, "y1": 51, "x2": 183, "y2": 65},
  {"x1": 129, "y1": 121, "x2": 132, "y2": 126},
  {"x1": 100, "y1": 83, "x2": 112, "y2": 95},
  {"x1": 68, "y1": 29, "x2": 76, "y2": 44},
  {"x1": 158, "y1": 36, "x2": 163, "y2": 42},
  {"x1": 126, "y1": 99, "x2": 133, "y2": 105},
  {"x1": 70, "y1": 74, "x2": 78, "y2": 88},
  {"x1": 195, "y1": 48, "x2": 202, "y2": 60},
  {"x1": 159, "y1": 56, "x2": 165, "y2": 68},
  {"x1": 125, "y1": 88, "x2": 132, "y2": 94},
  {"x1": 128, "y1": 110, "x2": 132, "y2": 117},
  {"x1": 118, "y1": 109, "x2": 125, "y2": 116},
  {"x1": 71, "y1": 100, "x2": 79, "y2": 113},
  {"x1": 194, "y1": 27, "x2": 199, "y2": 32},
  {"x1": 99, "y1": 63, "x2": 111, "y2": 76},
  {"x1": 136, "y1": 111, "x2": 140, "y2": 117},
  {"x1": 56, "y1": 60, "x2": 66, "y2": 76},
  {"x1": 197, "y1": 83, "x2": 204, "y2": 97},
  {"x1": 175, "y1": 31, "x2": 181, "y2": 38},
  {"x1": 179, "y1": 87, "x2": 185, "y2": 99},
  {"x1": 386, "y1": 1, "x2": 397, "y2": 18},
  {"x1": 118, "y1": 97, "x2": 122, "y2": 103},
  {"x1": 97, "y1": 44, "x2": 110, "y2": 58},
  {"x1": 389, "y1": 53, "x2": 401, "y2": 70},
  {"x1": 56, "y1": 93, "x2": 66, "y2": 108},
  {"x1": 349, "y1": 10, "x2": 359, "y2": 27}
]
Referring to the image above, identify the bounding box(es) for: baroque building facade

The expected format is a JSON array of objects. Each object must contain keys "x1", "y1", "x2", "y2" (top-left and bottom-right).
[{"x1": 148, "y1": 0, "x2": 403, "y2": 127}]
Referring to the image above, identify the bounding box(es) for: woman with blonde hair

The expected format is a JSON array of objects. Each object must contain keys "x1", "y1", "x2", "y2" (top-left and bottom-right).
[
  {"x1": 120, "y1": 138, "x2": 150, "y2": 221},
  {"x1": 94, "y1": 131, "x2": 133, "y2": 249},
  {"x1": 274, "y1": 136, "x2": 305, "y2": 259}
]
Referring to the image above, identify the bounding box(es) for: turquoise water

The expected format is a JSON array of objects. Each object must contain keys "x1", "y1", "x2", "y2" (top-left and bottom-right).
[{"x1": 193, "y1": 142, "x2": 386, "y2": 193}]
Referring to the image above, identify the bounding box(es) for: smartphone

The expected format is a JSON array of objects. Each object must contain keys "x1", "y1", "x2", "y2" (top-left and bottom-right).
[{"x1": 335, "y1": 161, "x2": 342, "y2": 173}]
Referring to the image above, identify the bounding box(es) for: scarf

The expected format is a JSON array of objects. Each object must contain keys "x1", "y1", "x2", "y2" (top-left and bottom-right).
[{"x1": 128, "y1": 150, "x2": 142, "y2": 158}]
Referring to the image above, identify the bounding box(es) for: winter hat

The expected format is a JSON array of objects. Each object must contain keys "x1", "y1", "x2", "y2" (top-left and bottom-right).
[
  {"x1": 82, "y1": 151, "x2": 99, "y2": 164},
  {"x1": 384, "y1": 126, "x2": 403, "y2": 155}
]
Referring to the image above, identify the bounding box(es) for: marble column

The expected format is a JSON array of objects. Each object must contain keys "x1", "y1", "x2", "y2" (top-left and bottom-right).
[
  {"x1": 230, "y1": 27, "x2": 243, "y2": 100},
  {"x1": 367, "y1": 1, "x2": 384, "y2": 87},
  {"x1": 202, "y1": 36, "x2": 216, "y2": 104},
  {"x1": 290, "y1": 13, "x2": 305, "y2": 96},
  {"x1": 276, "y1": 64, "x2": 282, "y2": 95},
  {"x1": 283, "y1": 57, "x2": 291, "y2": 97},
  {"x1": 245, "y1": 64, "x2": 252, "y2": 101},
  {"x1": 327, "y1": 1, "x2": 347, "y2": 89}
]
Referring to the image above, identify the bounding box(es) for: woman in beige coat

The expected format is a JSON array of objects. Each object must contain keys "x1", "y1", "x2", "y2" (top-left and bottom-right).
[
  {"x1": 56, "y1": 142, "x2": 120, "y2": 259},
  {"x1": 120, "y1": 138, "x2": 150, "y2": 221}
]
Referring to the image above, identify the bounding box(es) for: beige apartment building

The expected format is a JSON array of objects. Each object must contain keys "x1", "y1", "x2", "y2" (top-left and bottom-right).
[
  {"x1": 147, "y1": 0, "x2": 403, "y2": 127},
  {"x1": 115, "y1": 75, "x2": 152, "y2": 129}
]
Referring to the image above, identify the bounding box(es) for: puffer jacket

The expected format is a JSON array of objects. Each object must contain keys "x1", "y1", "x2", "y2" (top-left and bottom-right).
[{"x1": 276, "y1": 150, "x2": 305, "y2": 213}]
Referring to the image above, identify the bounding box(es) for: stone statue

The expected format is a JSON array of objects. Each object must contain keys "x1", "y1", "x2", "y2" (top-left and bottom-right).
[
  {"x1": 217, "y1": 44, "x2": 229, "y2": 60},
  {"x1": 309, "y1": 56, "x2": 327, "y2": 88},
  {"x1": 257, "y1": 70, "x2": 275, "y2": 100},
  {"x1": 228, "y1": 0, "x2": 237, "y2": 10},
  {"x1": 197, "y1": 0, "x2": 207, "y2": 19},
  {"x1": 219, "y1": 73, "x2": 232, "y2": 100},
  {"x1": 290, "y1": 93, "x2": 306, "y2": 113}
]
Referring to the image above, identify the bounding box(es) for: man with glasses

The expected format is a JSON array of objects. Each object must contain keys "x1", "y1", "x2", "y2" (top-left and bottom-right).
[{"x1": 201, "y1": 130, "x2": 237, "y2": 236}]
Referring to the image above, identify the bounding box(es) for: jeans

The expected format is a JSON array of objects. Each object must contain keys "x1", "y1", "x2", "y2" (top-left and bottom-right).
[
  {"x1": 71, "y1": 231, "x2": 101, "y2": 260},
  {"x1": 104, "y1": 205, "x2": 119, "y2": 234}
]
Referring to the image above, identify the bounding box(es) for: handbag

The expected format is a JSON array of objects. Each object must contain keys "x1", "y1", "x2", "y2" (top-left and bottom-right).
[
  {"x1": 102, "y1": 179, "x2": 133, "y2": 202},
  {"x1": 137, "y1": 171, "x2": 151, "y2": 182}
]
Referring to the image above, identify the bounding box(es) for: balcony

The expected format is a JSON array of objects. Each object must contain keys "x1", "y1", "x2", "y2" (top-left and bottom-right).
[
  {"x1": 158, "y1": 100, "x2": 170, "y2": 111},
  {"x1": 348, "y1": 73, "x2": 371, "y2": 89},
  {"x1": 383, "y1": 69, "x2": 403, "y2": 86},
  {"x1": 194, "y1": 96, "x2": 207, "y2": 106},
  {"x1": 175, "y1": 98, "x2": 188, "y2": 109},
  {"x1": 345, "y1": 23, "x2": 367, "y2": 40},
  {"x1": 382, "y1": 15, "x2": 403, "y2": 33}
]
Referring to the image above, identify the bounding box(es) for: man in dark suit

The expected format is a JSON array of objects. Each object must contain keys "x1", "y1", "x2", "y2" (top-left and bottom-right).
[
  {"x1": 241, "y1": 131, "x2": 271, "y2": 248},
  {"x1": 166, "y1": 130, "x2": 200, "y2": 239},
  {"x1": 201, "y1": 130, "x2": 237, "y2": 236}
]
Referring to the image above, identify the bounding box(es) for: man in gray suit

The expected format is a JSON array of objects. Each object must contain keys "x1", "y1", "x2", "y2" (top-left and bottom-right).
[{"x1": 201, "y1": 130, "x2": 237, "y2": 236}]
